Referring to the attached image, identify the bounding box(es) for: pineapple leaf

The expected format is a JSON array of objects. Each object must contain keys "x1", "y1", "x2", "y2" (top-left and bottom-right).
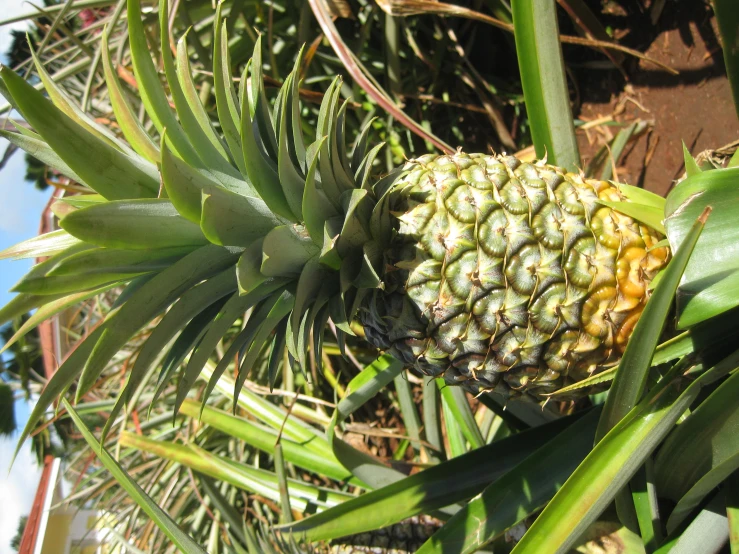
[
  {"x1": 181, "y1": 400, "x2": 352, "y2": 482},
  {"x1": 200, "y1": 185, "x2": 284, "y2": 247},
  {"x1": 0, "y1": 66, "x2": 159, "y2": 199},
  {"x1": 203, "y1": 292, "x2": 282, "y2": 408},
  {"x1": 174, "y1": 285, "x2": 277, "y2": 414},
  {"x1": 122, "y1": 270, "x2": 237, "y2": 406},
  {"x1": 63, "y1": 400, "x2": 207, "y2": 554},
  {"x1": 665, "y1": 165, "x2": 739, "y2": 327},
  {"x1": 159, "y1": 0, "x2": 235, "y2": 176},
  {"x1": 213, "y1": 10, "x2": 247, "y2": 175},
  {"x1": 126, "y1": 0, "x2": 197, "y2": 163},
  {"x1": 151, "y1": 298, "x2": 228, "y2": 411},
  {"x1": 261, "y1": 226, "x2": 319, "y2": 277},
  {"x1": 236, "y1": 238, "x2": 267, "y2": 294},
  {"x1": 12, "y1": 324, "x2": 106, "y2": 466},
  {"x1": 0, "y1": 285, "x2": 115, "y2": 355},
  {"x1": 76, "y1": 245, "x2": 240, "y2": 398},
  {"x1": 268, "y1": 320, "x2": 288, "y2": 391},
  {"x1": 29, "y1": 41, "x2": 132, "y2": 155},
  {"x1": 101, "y1": 27, "x2": 159, "y2": 163},
  {"x1": 598, "y1": 199, "x2": 665, "y2": 234},
  {"x1": 60, "y1": 199, "x2": 208, "y2": 250},
  {"x1": 0, "y1": 128, "x2": 83, "y2": 184},
  {"x1": 511, "y1": 343, "x2": 738, "y2": 554},
  {"x1": 234, "y1": 290, "x2": 295, "y2": 406},
  {"x1": 160, "y1": 134, "x2": 220, "y2": 222},
  {"x1": 350, "y1": 118, "x2": 377, "y2": 174},
  {"x1": 682, "y1": 142, "x2": 702, "y2": 177},
  {"x1": 596, "y1": 208, "x2": 708, "y2": 442},
  {"x1": 512, "y1": 0, "x2": 579, "y2": 170},
  {"x1": 439, "y1": 383, "x2": 485, "y2": 450},
  {"x1": 416, "y1": 409, "x2": 601, "y2": 554},
  {"x1": 277, "y1": 72, "x2": 309, "y2": 220},
  {"x1": 119, "y1": 432, "x2": 351, "y2": 513},
  {"x1": 302, "y1": 137, "x2": 339, "y2": 245},
  {"x1": 0, "y1": 292, "x2": 66, "y2": 328},
  {"x1": 289, "y1": 259, "x2": 325, "y2": 359},
  {"x1": 282, "y1": 413, "x2": 584, "y2": 542},
  {"x1": 240, "y1": 60, "x2": 295, "y2": 222},
  {"x1": 0, "y1": 229, "x2": 81, "y2": 261},
  {"x1": 176, "y1": 31, "x2": 231, "y2": 162},
  {"x1": 48, "y1": 246, "x2": 192, "y2": 276},
  {"x1": 655, "y1": 360, "x2": 739, "y2": 532},
  {"x1": 615, "y1": 181, "x2": 666, "y2": 210}
]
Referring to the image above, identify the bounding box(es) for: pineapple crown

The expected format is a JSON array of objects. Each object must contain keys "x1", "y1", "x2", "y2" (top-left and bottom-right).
[{"x1": 0, "y1": 0, "x2": 398, "y2": 444}]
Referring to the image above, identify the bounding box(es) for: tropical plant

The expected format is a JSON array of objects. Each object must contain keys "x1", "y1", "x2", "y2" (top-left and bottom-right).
[{"x1": 1, "y1": 0, "x2": 739, "y2": 553}]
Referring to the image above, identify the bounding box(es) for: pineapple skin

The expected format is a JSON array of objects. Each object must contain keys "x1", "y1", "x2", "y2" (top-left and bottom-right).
[{"x1": 361, "y1": 152, "x2": 669, "y2": 398}]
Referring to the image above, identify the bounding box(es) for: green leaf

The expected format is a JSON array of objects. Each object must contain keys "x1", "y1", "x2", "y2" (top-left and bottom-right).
[
  {"x1": 280, "y1": 414, "x2": 585, "y2": 542},
  {"x1": 654, "y1": 491, "x2": 729, "y2": 554},
  {"x1": 0, "y1": 292, "x2": 65, "y2": 327},
  {"x1": 261, "y1": 226, "x2": 319, "y2": 277},
  {"x1": 511, "y1": 346, "x2": 738, "y2": 554},
  {"x1": 13, "y1": 325, "x2": 105, "y2": 464},
  {"x1": 0, "y1": 66, "x2": 159, "y2": 199},
  {"x1": 62, "y1": 400, "x2": 206, "y2": 553},
  {"x1": 160, "y1": 136, "x2": 221, "y2": 222},
  {"x1": 159, "y1": 0, "x2": 235, "y2": 176},
  {"x1": 176, "y1": 31, "x2": 231, "y2": 164},
  {"x1": 180, "y1": 400, "x2": 354, "y2": 483},
  {"x1": 665, "y1": 166, "x2": 739, "y2": 327},
  {"x1": 655, "y1": 359, "x2": 739, "y2": 532},
  {"x1": 439, "y1": 383, "x2": 484, "y2": 450},
  {"x1": 126, "y1": 0, "x2": 197, "y2": 163},
  {"x1": 213, "y1": 11, "x2": 246, "y2": 175},
  {"x1": 600, "y1": 122, "x2": 639, "y2": 181},
  {"x1": 727, "y1": 473, "x2": 739, "y2": 554},
  {"x1": 512, "y1": 0, "x2": 579, "y2": 170},
  {"x1": 29, "y1": 41, "x2": 131, "y2": 155},
  {"x1": 0, "y1": 285, "x2": 115, "y2": 355},
  {"x1": 596, "y1": 207, "x2": 708, "y2": 441},
  {"x1": 77, "y1": 245, "x2": 240, "y2": 396},
  {"x1": 60, "y1": 199, "x2": 208, "y2": 250},
  {"x1": 120, "y1": 269, "x2": 236, "y2": 406},
  {"x1": 714, "y1": 0, "x2": 739, "y2": 118},
  {"x1": 200, "y1": 186, "x2": 284, "y2": 247},
  {"x1": 416, "y1": 409, "x2": 600, "y2": 554},
  {"x1": 0, "y1": 129, "x2": 83, "y2": 184},
  {"x1": 119, "y1": 432, "x2": 351, "y2": 514},
  {"x1": 682, "y1": 142, "x2": 702, "y2": 177},
  {"x1": 0, "y1": 229, "x2": 81, "y2": 260},
  {"x1": 198, "y1": 362, "x2": 332, "y2": 458},
  {"x1": 616, "y1": 182, "x2": 667, "y2": 211},
  {"x1": 600, "y1": 200, "x2": 666, "y2": 235},
  {"x1": 240, "y1": 61, "x2": 294, "y2": 222},
  {"x1": 101, "y1": 27, "x2": 159, "y2": 163}
]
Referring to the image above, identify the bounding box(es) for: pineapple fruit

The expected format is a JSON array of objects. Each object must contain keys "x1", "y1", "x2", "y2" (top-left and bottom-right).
[{"x1": 0, "y1": 0, "x2": 669, "y2": 418}]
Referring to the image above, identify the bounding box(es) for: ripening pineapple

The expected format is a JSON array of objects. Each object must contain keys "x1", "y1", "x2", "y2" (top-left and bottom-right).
[{"x1": 0, "y1": 0, "x2": 669, "y2": 428}]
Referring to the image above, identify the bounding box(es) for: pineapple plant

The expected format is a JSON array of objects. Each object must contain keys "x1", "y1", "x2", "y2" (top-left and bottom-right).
[
  {"x1": 0, "y1": 0, "x2": 671, "y2": 416},
  {"x1": 3, "y1": 0, "x2": 739, "y2": 552}
]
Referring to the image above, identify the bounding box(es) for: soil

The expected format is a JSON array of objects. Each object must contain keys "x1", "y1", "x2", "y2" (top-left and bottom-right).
[{"x1": 571, "y1": 0, "x2": 737, "y2": 196}]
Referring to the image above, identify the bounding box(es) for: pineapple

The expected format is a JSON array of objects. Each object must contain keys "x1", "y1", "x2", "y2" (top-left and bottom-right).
[{"x1": 0, "y1": 0, "x2": 668, "y2": 429}]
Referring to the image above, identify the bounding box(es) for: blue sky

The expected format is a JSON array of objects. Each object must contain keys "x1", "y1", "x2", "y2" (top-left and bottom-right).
[{"x1": 0, "y1": 1, "x2": 54, "y2": 551}]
